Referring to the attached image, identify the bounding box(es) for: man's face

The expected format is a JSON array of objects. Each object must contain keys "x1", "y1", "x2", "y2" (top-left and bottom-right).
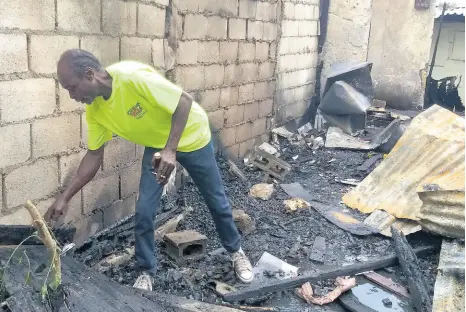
[{"x1": 57, "y1": 63, "x2": 100, "y2": 105}]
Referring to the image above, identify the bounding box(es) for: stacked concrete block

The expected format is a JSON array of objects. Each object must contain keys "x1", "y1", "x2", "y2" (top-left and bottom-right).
[
  {"x1": 175, "y1": 0, "x2": 280, "y2": 159},
  {"x1": 0, "y1": 0, "x2": 317, "y2": 243},
  {"x1": 0, "y1": 0, "x2": 173, "y2": 244},
  {"x1": 277, "y1": 0, "x2": 319, "y2": 124}
]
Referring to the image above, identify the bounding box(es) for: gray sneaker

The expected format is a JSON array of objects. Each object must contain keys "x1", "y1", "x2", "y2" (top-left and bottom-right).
[
  {"x1": 133, "y1": 272, "x2": 153, "y2": 291},
  {"x1": 232, "y1": 248, "x2": 254, "y2": 283}
]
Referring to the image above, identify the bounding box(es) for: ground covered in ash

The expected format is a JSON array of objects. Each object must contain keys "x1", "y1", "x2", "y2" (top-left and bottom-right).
[{"x1": 73, "y1": 123, "x2": 441, "y2": 311}]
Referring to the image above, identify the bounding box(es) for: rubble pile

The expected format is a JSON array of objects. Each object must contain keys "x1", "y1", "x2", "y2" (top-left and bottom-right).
[{"x1": 72, "y1": 109, "x2": 447, "y2": 311}]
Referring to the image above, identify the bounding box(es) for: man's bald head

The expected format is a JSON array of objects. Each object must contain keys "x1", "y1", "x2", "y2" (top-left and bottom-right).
[
  {"x1": 57, "y1": 49, "x2": 107, "y2": 105},
  {"x1": 58, "y1": 49, "x2": 103, "y2": 77}
]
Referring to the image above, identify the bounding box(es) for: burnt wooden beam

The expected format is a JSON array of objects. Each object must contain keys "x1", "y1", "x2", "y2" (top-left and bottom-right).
[
  {"x1": 222, "y1": 245, "x2": 437, "y2": 302},
  {"x1": 391, "y1": 227, "x2": 432, "y2": 312},
  {"x1": 0, "y1": 225, "x2": 75, "y2": 246}
]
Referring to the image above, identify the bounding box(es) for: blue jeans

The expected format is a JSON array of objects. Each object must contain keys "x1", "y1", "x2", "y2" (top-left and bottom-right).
[{"x1": 134, "y1": 140, "x2": 241, "y2": 276}]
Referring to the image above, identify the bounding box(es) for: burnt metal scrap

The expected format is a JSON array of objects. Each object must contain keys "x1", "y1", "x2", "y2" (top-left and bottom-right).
[
  {"x1": 318, "y1": 81, "x2": 372, "y2": 135},
  {"x1": 426, "y1": 75, "x2": 464, "y2": 112}
]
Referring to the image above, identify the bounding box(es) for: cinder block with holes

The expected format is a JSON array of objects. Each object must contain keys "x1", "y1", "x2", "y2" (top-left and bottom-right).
[
  {"x1": 164, "y1": 230, "x2": 208, "y2": 263},
  {"x1": 250, "y1": 146, "x2": 291, "y2": 180}
]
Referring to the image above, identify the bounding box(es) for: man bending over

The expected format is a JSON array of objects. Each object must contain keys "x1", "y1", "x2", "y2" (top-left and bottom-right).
[{"x1": 46, "y1": 49, "x2": 254, "y2": 291}]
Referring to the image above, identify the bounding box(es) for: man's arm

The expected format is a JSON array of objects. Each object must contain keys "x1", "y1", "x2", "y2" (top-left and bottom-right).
[
  {"x1": 153, "y1": 91, "x2": 193, "y2": 184},
  {"x1": 45, "y1": 146, "x2": 104, "y2": 222}
]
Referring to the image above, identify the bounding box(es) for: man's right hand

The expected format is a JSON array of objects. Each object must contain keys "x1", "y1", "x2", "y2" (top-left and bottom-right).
[{"x1": 44, "y1": 197, "x2": 68, "y2": 225}]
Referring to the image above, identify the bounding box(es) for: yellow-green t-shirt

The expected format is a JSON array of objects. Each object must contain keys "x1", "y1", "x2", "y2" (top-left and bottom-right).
[{"x1": 86, "y1": 61, "x2": 211, "y2": 152}]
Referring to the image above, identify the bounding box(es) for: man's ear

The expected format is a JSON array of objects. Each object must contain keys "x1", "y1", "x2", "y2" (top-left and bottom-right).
[{"x1": 84, "y1": 67, "x2": 95, "y2": 81}]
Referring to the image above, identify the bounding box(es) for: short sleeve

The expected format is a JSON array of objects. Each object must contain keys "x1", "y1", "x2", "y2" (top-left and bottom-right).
[
  {"x1": 85, "y1": 111, "x2": 112, "y2": 150},
  {"x1": 127, "y1": 70, "x2": 183, "y2": 114}
]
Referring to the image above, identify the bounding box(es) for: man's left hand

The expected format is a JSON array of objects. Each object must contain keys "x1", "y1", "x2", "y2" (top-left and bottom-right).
[{"x1": 153, "y1": 148, "x2": 176, "y2": 185}]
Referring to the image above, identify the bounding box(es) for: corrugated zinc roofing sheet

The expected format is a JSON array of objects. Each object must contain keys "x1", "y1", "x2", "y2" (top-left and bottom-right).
[
  {"x1": 342, "y1": 105, "x2": 465, "y2": 220},
  {"x1": 432, "y1": 239, "x2": 465, "y2": 312}
]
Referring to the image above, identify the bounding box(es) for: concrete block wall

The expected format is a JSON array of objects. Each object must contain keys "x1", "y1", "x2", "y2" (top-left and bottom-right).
[
  {"x1": 276, "y1": 0, "x2": 319, "y2": 124},
  {"x1": 0, "y1": 0, "x2": 319, "y2": 243},
  {"x1": 173, "y1": 0, "x2": 281, "y2": 159}
]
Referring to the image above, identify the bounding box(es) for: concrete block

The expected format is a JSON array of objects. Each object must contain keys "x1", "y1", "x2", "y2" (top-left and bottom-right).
[
  {"x1": 184, "y1": 15, "x2": 208, "y2": 39},
  {"x1": 34, "y1": 196, "x2": 81, "y2": 226},
  {"x1": 205, "y1": 65, "x2": 224, "y2": 88},
  {"x1": 31, "y1": 35, "x2": 79, "y2": 75},
  {"x1": 102, "y1": 195, "x2": 136, "y2": 228},
  {"x1": 239, "y1": 0, "x2": 256, "y2": 18},
  {"x1": 220, "y1": 87, "x2": 239, "y2": 107},
  {"x1": 259, "y1": 62, "x2": 275, "y2": 79},
  {"x1": 103, "y1": 0, "x2": 137, "y2": 35},
  {"x1": 226, "y1": 144, "x2": 240, "y2": 159},
  {"x1": 164, "y1": 230, "x2": 208, "y2": 263},
  {"x1": 239, "y1": 43, "x2": 255, "y2": 61},
  {"x1": 267, "y1": 80, "x2": 276, "y2": 96},
  {"x1": 208, "y1": 109, "x2": 225, "y2": 130},
  {"x1": 0, "y1": 79, "x2": 55, "y2": 123},
  {"x1": 73, "y1": 210, "x2": 103, "y2": 244},
  {"x1": 152, "y1": 39, "x2": 165, "y2": 68},
  {"x1": 280, "y1": 69, "x2": 314, "y2": 89},
  {"x1": 284, "y1": 2, "x2": 295, "y2": 18},
  {"x1": 207, "y1": 16, "x2": 227, "y2": 39},
  {"x1": 204, "y1": 0, "x2": 238, "y2": 16},
  {"x1": 224, "y1": 64, "x2": 240, "y2": 85},
  {"x1": 0, "y1": 124, "x2": 31, "y2": 169},
  {"x1": 200, "y1": 89, "x2": 221, "y2": 112},
  {"x1": 239, "y1": 84, "x2": 255, "y2": 103},
  {"x1": 220, "y1": 42, "x2": 238, "y2": 63},
  {"x1": 239, "y1": 138, "x2": 255, "y2": 158},
  {"x1": 138, "y1": 4, "x2": 165, "y2": 36},
  {"x1": 0, "y1": 198, "x2": 55, "y2": 225},
  {"x1": 177, "y1": 0, "x2": 199, "y2": 11},
  {"x1": 238, "y1": 63, "x2": 258, "y2": 82},
  {"x1": 259, "y1": 99, "x2": 274, "y2": 117},
  {"x1": 81, "y1": 36, "x2": 120, "y2": 67},
  {"x1": 60, "y1": 151, "x2": 87, "y2": 186},
  {"x1": 32, "y1": 115, "x2": 81, "y2": 158},
  {"x1": 103, "y1": 138, "x2": 136, "y2": 171},
  {"x1": 57, "y1": 0, "x2": 101, "y2": 33},
  {"x1": 263, "y1": 22, "x2": 277, "y2": 41},
  {"x1": 0, "y1": 0, "x2": 55, "y2": 31},
  {"x1": 254, "y1": 81, "x2": 270, "y2": 100},
  {"x1": 219, "y1": 127, "x2": 236, "y2": 147},
  {"x1": 279, "y1": 37, "x2": 290, "y2": 55},
  {"x1": 5, "y1": 158, "x2": 58, "y2": 209},
  {"x1": 248, "y1": 21, "x2": 263, "y2": 40},
  {"x1": 164, "y1": 40, "x2": 175, "y2": 71},
  {"x1": 252, "y1": 118, "x2": 267, "y2": 137},
  {"x1": 83, "y1": 174, "x2": 119, "y2": 214},
  {"x1": 177, "y1": 41, "x2": 199, "y2": 65},
  {"x1": 256, "y1": 2, "x2": 275, "y2": 21},
  {"x1": 198, "y1": 41, "x2": 220, "y2": 63},
  {"x1": 243, "y1": 102, "x2": 259, "y2": 122},
  {"x1": 294, "y1": 4, "x2": 306, "y2": 19},
  {"x1": 225, "y1": 105, "x2": 244, "y2": 127},
  {"x1": 312, "y1": 5, "x2": 319, "y2": 20},
  {"x1": 299, "y1": 21, "x2": 318, "y2": 36},
  {"x1": 121, "y1": 37, "x2": 152, "y2": 64},
  {"x1": 283, "y1": 20, "x2": 299, "y2": 37},
  {"x1": 121, "y1": 163, "x2": 141, "y2": 198},
  {"x1": 0, "y1": 34, "x2": 27, "y2": 75},
  {"x1": 175, "y1": 66, "x2": 205, "y2": 90},
  {"x1": 229, "y1": 18, "x2": 246, "y2": 40},
  {"x1": 235, "y1": 123, "x2": 253, "y2": 142},
  {"x1": 269, "y1": 43, "x2": 277, "y2": 59},
  {"x1": 256, "y1": 42, "x2": 269, "y2": 61}
]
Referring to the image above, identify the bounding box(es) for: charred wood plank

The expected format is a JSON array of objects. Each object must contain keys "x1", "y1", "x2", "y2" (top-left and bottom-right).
[
  {"x1": 391, "y1": 227, "x2": 432, "y2": 312},
  {"x1": 0, "y1": 225, "x2": 75, "y2": 246},
  {"x1": 222, "y1": 245, "x2": 437, "y2": 302}
]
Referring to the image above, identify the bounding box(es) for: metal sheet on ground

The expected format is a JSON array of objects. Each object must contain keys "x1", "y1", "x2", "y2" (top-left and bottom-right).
[
  {"x1": 280, "y1": 183, "x2": 378, "y2": 236},
  {"x1": 343, "y1": 105, "x2": 465, "y2": 220}
]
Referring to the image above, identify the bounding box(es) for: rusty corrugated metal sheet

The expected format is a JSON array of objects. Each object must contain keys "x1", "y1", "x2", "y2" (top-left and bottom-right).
[
  {"x1": 342, "y1": 105, "x2": 465, "y2": 220},
  {"x1": 432, "y1": 239, "x2": 465, "y2": 312},
  {"x1": 418, "y1": 189, "x2": 465, "y2": 238}
]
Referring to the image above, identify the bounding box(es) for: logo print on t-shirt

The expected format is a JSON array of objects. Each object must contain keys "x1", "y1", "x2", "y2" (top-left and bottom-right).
[{"x1": 127, "y1": 103, "x2": 146, "y2": 119}]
